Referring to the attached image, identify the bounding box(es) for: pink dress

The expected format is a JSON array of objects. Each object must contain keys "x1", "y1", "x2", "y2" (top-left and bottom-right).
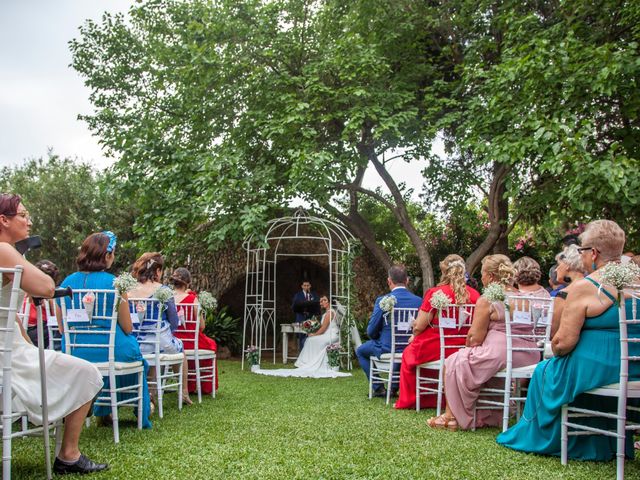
[{"x1": 444, "y1": 299, "x2": 541, "y2": 430}]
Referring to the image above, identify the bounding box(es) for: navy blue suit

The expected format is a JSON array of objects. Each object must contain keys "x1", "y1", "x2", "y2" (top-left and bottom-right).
[
  {"x1": 291, "y1": 290, "x2": 318, "y2": 348},
  {"x1": 356, "y1": 287, "x2": 422, "y2": 388}
]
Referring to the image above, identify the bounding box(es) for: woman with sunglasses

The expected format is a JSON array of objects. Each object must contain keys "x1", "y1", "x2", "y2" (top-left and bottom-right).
[
  {"x1": 498, "y1": 220, "x2": 640, "y2": 461},
  {"x1": 0, "y1": 193, "x2": 107, "y2": 474}
]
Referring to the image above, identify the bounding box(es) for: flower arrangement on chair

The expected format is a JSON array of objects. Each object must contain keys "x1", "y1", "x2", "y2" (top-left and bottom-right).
[
  {"x1": 152, "y1": 285, "x2": 174, "y2": 313},
  {"x1": 113, "y1": 272, "x2": 138, "y2": 296},
  {"x1": 301, "y1": 317, "x2": 321, "y2": 334},
  {"x1": 326, "y1": 343, "x2": 342, "y2": 370},
  {"x1": 430, "y1": 290, "x2": 452, "y2": 311},
  {"x1": 198, "y1": 291, "x2": 218, "y2": 313},
  {"x1": 245, "y1": 345, "x2": 260, "y2": 370},
  {"x1": 482, "y1": 282, "x2": 506, "y2": 303}
]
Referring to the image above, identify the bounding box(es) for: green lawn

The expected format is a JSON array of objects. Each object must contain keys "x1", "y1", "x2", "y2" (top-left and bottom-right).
[{"x1": 11, "y1": 360, "x2": 639, "y2": 479}]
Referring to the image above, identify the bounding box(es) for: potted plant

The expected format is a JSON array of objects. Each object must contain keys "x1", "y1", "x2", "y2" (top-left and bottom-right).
[
  {"x1": 245, "y1": 345, "x2": 260, "y2": 372},
  {"x1": 326, "y1": 343, "x2": 341, "y2": 371}
]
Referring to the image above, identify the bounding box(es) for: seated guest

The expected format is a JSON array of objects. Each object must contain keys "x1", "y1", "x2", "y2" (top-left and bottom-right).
[
  {"x1": 60, "y1": 231, "x2": 152, "y2": 428},
  {"x1": 550, "y1": 245, "x2": 586, "y2": 338},
  {"x1": 23, "y1": 259, "x2": 61, "y2": 347},
  {"x1": 547, "y1": 265, "x2": 566, "y2": 298},
  {"x1": 513, "y1": 256, "x2": 550, "y2": 298},
  {"x1": 356, "y1": 264, "x2": 422, "y2": 397},
  {"x1": 497, "y1": 220, "x2": 640, "y2": 461},
  {"x1": 170, "y1": 267, "x2": 219, "y2": 393},
  {"x1": 0, "y1": 193, "x2": 107, "y2": 474},
  {"x1": 631, "y1": 254, "x2": 640, "y2": 268},
  {"x1": 128, "y1": 253, "x2": 192, "y2": 405},
  {"x1": 428, "y1": 254, "x2": 541, "y2": 430},
  {"x1": 394, "y1": 254, "x2": 480, "y2": 410}
]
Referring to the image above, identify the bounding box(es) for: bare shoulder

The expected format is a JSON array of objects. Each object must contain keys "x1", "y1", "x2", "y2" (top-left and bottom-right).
[{"x1": 0, "y1": 242, "x2": 22, "y2": 266}]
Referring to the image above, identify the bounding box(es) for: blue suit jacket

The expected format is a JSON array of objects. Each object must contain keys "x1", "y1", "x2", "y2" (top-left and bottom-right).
[
  {"x1": 292, "y1": 290, "x2": 319, "y2": 323},
  {"x1": 367, "y1": 287, "x2": 422, "y2": 352}
]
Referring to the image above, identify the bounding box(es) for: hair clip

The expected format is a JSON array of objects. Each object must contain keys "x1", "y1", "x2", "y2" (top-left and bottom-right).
[{"x1": 102, "y1": 230, "x2": 117, "y2": 253}]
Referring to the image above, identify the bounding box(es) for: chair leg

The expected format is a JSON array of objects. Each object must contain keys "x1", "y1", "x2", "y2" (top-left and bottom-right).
[
  {"x1": 156, "y1": 363, "x2": 164, "y2": 419},
  {"x1": 386, "y1": 366, "x2": 393, "y2": 405},
  {"x1": 211, "y1": 357, "x2": 216, "y2": 399},
  {"x1": 54, "y1": 421, "x2": 63, "y2": 457},
  {"x1": 110, "y1": 378, "x2": 120, "y2": 444},
  {"x1": 178, "y1": 362, "x2": 184, "y2": 411},
  {"x1": 368, "y1": 367, "x2": 373, "y2": 400},
  {"x1": 3, "y1": 414, "x2": 13, "y2": 480},
  {"x1": 560, "y1": 405, "x2": 568, "y2": 465},
  {"x1": 502, "y1": 377, "x2": 511, "y2": 432},
  {"x1": 195, "y1": 357, "x2": 202, "y2": 404},
  {"x1": 436, "y1": 366, "x2": 444, "y2": 418},
  {"x1": 137, "y1": 371, "x2": 144, "y2": 430},
  {"x1": 416, "y1": 366, "x2": 421, "y2": 413},
  {"x1": 616, "y1": 407, "x2": 626, "y2": 480}
]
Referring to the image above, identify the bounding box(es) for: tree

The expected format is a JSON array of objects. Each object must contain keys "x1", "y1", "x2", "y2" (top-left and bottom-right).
[
  {"x1": 70, "y1": 0, "x2": 466, "y2": 289},
  {"x1": 0, "y1": 154, "x2": 137, "y2": 277}
]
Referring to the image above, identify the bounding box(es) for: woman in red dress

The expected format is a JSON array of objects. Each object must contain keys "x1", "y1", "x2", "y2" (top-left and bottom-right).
[
  {"x1": 394, "y1": 254, "x2": 480, "y2": 410},
  {"x1": 170, "y1": 268, "x2": 219, "y2": 393}
]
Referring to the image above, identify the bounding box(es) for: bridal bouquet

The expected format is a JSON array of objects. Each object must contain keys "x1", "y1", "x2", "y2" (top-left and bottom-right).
[
  {"x1": 302, "y1": 317, "x2": 321, "y2": 334},
  {"x1": 430, "y1": 290, "x2": 452, "y2": 311},
  {"x1": 244, "y1": 345, "x2": 259, "y2": 366},
  {"x1": 482, "y1": 282, "x2": 506, "y2": 303},
  {"x1": 326, "y1": 343, "x2": 341, "y2": 368},
  {"x1": 113, "y1": 272, "x2": 138, "y2": 296}
]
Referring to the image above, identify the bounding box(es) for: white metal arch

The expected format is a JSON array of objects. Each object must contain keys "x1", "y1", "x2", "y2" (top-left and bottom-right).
[{"x1": 242, "y1": 208, "x2": 355, "y2": 369}]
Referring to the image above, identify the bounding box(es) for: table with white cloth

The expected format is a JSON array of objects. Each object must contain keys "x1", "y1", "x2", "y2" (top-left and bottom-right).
[{"x1": 280, "y1": 323, "x2": 304, "y2": 364}]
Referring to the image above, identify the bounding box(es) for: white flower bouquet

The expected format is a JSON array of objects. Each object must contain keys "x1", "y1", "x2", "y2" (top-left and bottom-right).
[
  {"x1": 599, "y1": 262, "x2": 640, "y2": 291},
  {"x1": 482, "y1": 282, "x2": 506, "y2": 303},
  {"x1": 153, "y1": 286, "x2": 174, "y2": 312},
  {"x1": 113, "y1": 272, "x2": 138, "y2": 296},
  {"x1": 198, "y1": 291, "x2": 218, "y2": 313},
  {"x1": 379, "y1": 294, "x2": 397, "y2": 313},
  {"x1": 430, "y1": 290, "x2": 452, "y2": 311}
]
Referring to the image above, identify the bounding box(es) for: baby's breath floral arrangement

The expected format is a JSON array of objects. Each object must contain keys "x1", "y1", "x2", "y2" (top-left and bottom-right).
[
  {"x1": 153, "y1": 286, "x2": 174, "y2": 312},
  {"x1": 198, "y1": 291, "x2": 218, "y2": 313},
  {"x1": 379, "y1": 294, "x2": 397, "y2": 313},
  {"x1": 430, "y1": 290, "x2": 452, "y2": 311},
  {"x1": 599, "y1": 262, "x2": 640, "y2": 291},
  {"x1": 113, "y1": 272, "x2": 138, "y2": 296},
  {"x1": 482, "y1": 282, "x2": 506, "y2": 303}
]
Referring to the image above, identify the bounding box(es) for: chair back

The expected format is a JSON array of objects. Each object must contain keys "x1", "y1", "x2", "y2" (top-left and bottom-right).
[
  {"x1": 60, "y1": 289, "x2": 120, "y2": 363},
  {"x1": 0, "y1": 266, "x2": 25, "y2": 405},
  {"x1": 618, "y1": 286, "x2": 640, "y2": 401},
  {"x1": 128, "y1": 297, "x2": 168, "y2": 355},
  {"x1": 173, "y1": 302, "x2": 201, "y2": 350},
  {"x1": 435, "y1": 304, "x2": 476, "y2": 362},
  {"x1": 19, "y1": 298, "x2": 61, "y2": 350},
  {"x1": 389, "y1": 307, "x2": 419, "y2": 359},
  {"x1": 503, "y1": 295, "x2": 554, "y2": 372}
]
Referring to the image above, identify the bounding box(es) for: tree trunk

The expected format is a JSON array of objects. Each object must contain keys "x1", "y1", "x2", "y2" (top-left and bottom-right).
[{"x1": 466, "y1": 161, "x2": 510, "y2": 274}]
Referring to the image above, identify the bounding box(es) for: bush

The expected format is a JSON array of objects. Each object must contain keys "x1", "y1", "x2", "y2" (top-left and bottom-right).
[{"x1": 203, "y1": 306, "x2": 242, "y2": 354}]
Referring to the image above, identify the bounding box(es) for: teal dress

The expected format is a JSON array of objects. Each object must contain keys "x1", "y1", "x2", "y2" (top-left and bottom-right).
[
  {"x1": 497, "y1": 279, "x2": 640, "y2": 460},
  {"x1": 60, "y1": 271, "x2": 152, "y2": 429}
]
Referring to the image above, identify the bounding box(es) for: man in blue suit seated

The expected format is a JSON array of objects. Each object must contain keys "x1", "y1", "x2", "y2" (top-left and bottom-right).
[{"x1": 356, "y1": 264, "x2": 422, "y2": 397}]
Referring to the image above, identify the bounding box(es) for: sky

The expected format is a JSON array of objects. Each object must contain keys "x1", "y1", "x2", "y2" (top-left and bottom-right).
[{"x1": 0, "y1": 1, "x2": 431, "y2": 198}]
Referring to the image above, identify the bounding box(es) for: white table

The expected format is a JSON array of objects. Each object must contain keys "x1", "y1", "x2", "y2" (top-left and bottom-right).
[{"x1": 281, "y1": 323, "x2": 304, "y2": 364}]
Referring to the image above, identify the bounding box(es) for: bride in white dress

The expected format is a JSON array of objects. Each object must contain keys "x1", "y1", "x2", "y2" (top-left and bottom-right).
[{"x1": 257, "y1": 296, "x2": 351, "y2": 378}]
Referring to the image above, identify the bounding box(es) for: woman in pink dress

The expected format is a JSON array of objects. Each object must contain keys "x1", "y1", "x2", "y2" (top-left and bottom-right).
[
  {"x1": 171, "y1": 268, "x2": 219, "y2": 393},
  {"x1": 394, "y1": 254, "x2": 480, "y2": 410},
  {"x1": 428, "y1": 254, "x2": 544, "y2": 431}
]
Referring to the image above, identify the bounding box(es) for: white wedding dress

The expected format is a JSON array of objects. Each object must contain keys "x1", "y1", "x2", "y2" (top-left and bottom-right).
[{"x1": 256, "y1": 310, "x2": 351, "y2": 378}]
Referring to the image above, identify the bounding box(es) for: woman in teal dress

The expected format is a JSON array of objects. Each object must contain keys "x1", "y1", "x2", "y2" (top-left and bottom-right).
[
  {"x1": 497, "y1": 220, "x2": 639, "y2": 460},
  {"x1": 60, "y1": 231, "x2": 152, "y2": 428}
]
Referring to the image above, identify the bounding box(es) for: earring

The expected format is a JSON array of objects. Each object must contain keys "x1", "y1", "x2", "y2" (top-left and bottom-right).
[{"x1": 592, "y1": 261, "x2": 597, "y2": 271}]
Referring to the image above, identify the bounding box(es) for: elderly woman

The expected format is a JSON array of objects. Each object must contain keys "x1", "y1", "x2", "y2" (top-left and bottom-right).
[
  {"x1": 394, "y1": 254, "x2": 480, "y2": 410},
  {"x1": 427, "y1": 255, "x2": 540, "y2": 430},
  {"x1": 0, "y1": 194, "x2": 107, "y2": 474},
  {"x1": 549, "y1": 245, "x2": 586, "y2": 338},
  {"x1": 513, "y1": 256, "x2": 550, "y2": 297},
  {"x1": 497, "y1": 220, "x2": 640, "y2": 461}
]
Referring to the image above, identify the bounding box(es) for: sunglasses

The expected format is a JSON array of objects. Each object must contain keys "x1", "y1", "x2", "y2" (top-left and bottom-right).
[
  {"x1": 577, "y1": 246, "x2": 600, "y2": 254},
  {"x1": 3, "y1": 210, "x2": 30, "y2": 220}
]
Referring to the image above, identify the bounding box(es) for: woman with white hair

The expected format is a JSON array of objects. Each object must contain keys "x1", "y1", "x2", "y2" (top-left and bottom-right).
[
  {"x1": 498, "y1": 220, "x2": 640, "y2": 461},
  {"x1": 549, "y1": 244, "x2": 586, "y2": 337}
]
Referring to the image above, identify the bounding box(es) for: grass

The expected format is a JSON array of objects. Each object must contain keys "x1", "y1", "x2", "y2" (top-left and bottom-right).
[{"x1": 11, "y1": 359, "x2": 640, "y2": 479}]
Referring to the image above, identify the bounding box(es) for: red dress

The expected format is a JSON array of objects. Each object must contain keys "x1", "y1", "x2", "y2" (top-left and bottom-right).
[
  {"x1": 174, "y1": 292, "x2": 219, "y2": 393},
  {"x1": 394, "y1": 284, "x2": 480, "y2": 410}
]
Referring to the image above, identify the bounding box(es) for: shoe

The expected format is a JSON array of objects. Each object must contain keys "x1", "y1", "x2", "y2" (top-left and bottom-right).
[
  {"x1": 182, "y1": 394, "x2": 193, "y2": 406},
  {"x1": 53, "y1": 454, "x2": 109, "y2": 475},
  {"x1": 427, "y1": 414, "x2": 458, "y2": 431},
  {"x1": 96, "y1": 415, "x2": 112, "y2": 428},
  {"x1": 372, "y1": 388, "x2": 387, "y2": 398}
]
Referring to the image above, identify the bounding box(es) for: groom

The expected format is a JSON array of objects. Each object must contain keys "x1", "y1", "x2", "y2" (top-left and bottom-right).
[
  {"x1": 356, "y1": 264, "x2": 422, "y2": 397},
  {"x1": 291, "y1": 280, "x2": 318, "y2": 349}
]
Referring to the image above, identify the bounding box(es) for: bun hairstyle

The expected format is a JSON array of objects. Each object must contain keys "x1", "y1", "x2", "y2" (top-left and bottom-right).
[
  {"x1": 132, "y1": 252, "x2": 164, "y2": 283},
  {"x1": 35, "y1": 259, "x2": 60, "y2": 284},
  {"x1": 169, "y1": 267, "x2": 191, "y2": 289},
  {"x1": 438, "y1": 254, "x2": 469, "y2": 304},
  {"x1": 513, "y1": 256, "x2": 542, "y2": 286},
  {"x1": 481, "y1": 254, "x2": 516, "y2": 287}
]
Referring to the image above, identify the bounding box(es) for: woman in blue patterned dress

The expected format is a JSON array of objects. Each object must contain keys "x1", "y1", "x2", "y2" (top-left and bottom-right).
[
  {"x1": 497, "y1": 220, "x2": 640, "y2": 460},
  {"x1": 128, "y1": 252, "x2": 192, "y2": 405},
  {"x1": 60, "y1": 231, "x2": 152, "y2": 428}
]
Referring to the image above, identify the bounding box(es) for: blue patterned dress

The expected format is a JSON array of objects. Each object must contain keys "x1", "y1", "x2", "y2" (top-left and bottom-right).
[
  {"x1": 60, "y1": 271, "x2": 152, "y2": 428},
  {"x1": 497, "y1": 279, "x2": 640, "y2": 460}
]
